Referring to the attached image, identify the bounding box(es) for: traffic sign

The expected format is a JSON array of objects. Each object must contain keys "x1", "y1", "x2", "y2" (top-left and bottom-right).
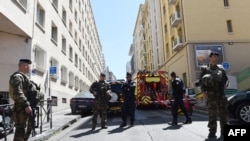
[
  {"x1": 50, "y1": 66, "x2": 57, "y2": 75},
  {"x1": 222, "y1": 62, "x2": 230, "y2": 70}
]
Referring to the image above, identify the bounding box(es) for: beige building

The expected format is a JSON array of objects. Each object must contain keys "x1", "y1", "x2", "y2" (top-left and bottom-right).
[
  {"x1": 0, "y1": 0, "x2": 105, "y2": 111},
  {"x1": 132, "y1": 0, "x2": 250, "y2": 90}
]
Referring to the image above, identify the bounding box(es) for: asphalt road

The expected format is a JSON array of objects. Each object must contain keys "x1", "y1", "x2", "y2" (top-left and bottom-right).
[{"x1": 47, "y1": 108, "x2": 238, "y2": 141}]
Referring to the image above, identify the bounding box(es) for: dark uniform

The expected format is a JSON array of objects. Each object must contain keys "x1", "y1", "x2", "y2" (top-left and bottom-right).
[
  {"x1": 9, "y1": 59, "x2": 32, "y2": 141},
  {"x1": 169, "y1": 72, "x2": 192, "y2": 125},
  {"x1": 89, "y1": 73, "x2": 111, "y2": 130},
  {"x1": 120, "y1": 72, "x2": 136, "y2": 127},
  {"x1": 199, "y1": 52, "x2": 229, "y2": 139}
]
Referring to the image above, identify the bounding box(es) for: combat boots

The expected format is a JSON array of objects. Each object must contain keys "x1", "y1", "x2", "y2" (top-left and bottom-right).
[
  {"x1": 101, "y1": 126, "x2": 108, "y2": 129},
  {"x1": 205, "y1": 132, "x2": 217, "y2": 141},
  {"x1": 120, "y1": 122, "x2": 127, "y2": 127},
  {"x1": 183, "y1": 118, "x2": 192, "y2": 124},
  {"x1": 91, "y1": 126, "x2": 96, "y2": 131},
  {"x1": 168, "y1": 120, "x2": 177, "y2": 126}
]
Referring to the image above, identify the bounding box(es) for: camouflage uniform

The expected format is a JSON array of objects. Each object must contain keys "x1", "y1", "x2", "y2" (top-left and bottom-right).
[
  {"x1": 9, "y1": 71, "x2": 32, "y2": 141},
  {"x1": 199, "y1": 64, "x2": 229, "y2": 137},
  {"x1": 89, "y1": 80, "x2": 111, "y2": 130}
]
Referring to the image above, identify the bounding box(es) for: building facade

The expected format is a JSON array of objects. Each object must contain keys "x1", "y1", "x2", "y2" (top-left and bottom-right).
[
  {"x1": 0, "y1": 0, "x2": 105, "y2": 111},
  {"x1": 132, "y1": 0, "x2": 250, "y2": 90}
]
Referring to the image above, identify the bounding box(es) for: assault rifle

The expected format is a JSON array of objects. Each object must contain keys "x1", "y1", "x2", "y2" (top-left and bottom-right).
[{"x1": 27, "y1": 80, "x2": 44, "y2": 136}]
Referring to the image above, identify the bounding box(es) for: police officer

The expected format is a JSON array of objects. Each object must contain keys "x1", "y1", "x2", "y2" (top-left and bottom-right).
[
  {"x1": 89, "y1": 73, "x2": 111, "y2": 131},
  {"x1": 199, "y1": 51, "x2": 229, "y2": 140},
  {"x1": 168, "y1": 72, "x2": 192, "y2": 125},
  {"x1": 9, "y1": 59, "x2": 33, "y2": 141},
  {"x1": 120, "y1": 72, "x2": 136, "y2": 127}
]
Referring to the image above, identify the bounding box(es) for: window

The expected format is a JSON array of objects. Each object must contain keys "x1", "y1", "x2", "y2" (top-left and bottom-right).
[
  {"x1": 51, "y1": 22, "x2": 58, "y2": 44},
  {"x1": 79, "y1": 20, "x2": 81, "y2": 31},
  {"x1": 224, "y1": 0, "x2": 229, "y2": 7},
  {"x1": 75, "y1": 76, "x2": 79, "y2": 90},
  {"x1": 69, "y1": 46, "x2": 73, "y2": 61},
  {"x1": 79, "y1": 39, "x2": 82, "y2": 51},
  {"x1": 34, "y1": 45, "x2": 46, "y2": 73},
  {"x1": 82, "y1": 63, "x2": 85, "y2": 75},
  {"x1": 69, "y1": 0, "x2": 73, "y2": 11},
  {"x1": 52, "y1": 0, "x2": 58, "y2": 10},
  {"x1": 164, "y1": 24, "x2": 167, "y2": 33},
  {"x1": 227, "y1": 20, "x2": 233, "y2": 33},
  {"x1": 61, "y1": 66, "x2": 67, "y2": 84},
  {"x1": 163, "y1": 6, "x2": 166, "y2": 15},
  {"x1": 17, "y1": 0, "x2": 28, "y2": 10},
  {"x1": 74, "y1": 10, "x2": 78, "y2": 22},
  {"x1": 79, "y1": 59, "x2": 82, "y2": 71},
  {"x1": 79, "y1": 80, "x2": 83, "y2": 91},
  {"x1": 36, "y1": 4, "x2": 45, "y2": 28},
  {"x1": 75, "y1": 53, "x2": 78, "y2": 67},
  {"x1": 62, "y1": 7, "x2": 67, "y2": 25},
  {"x1": 74, "y1": 31, "x2": 78, "y2": 44},
  {"x1": 61, "y1": 36, "x2": 66, "y2": 54},
  {"x1": 69, "y1": 72, "x2": 74, "y2": 87},
  {"x1": 69, "y1": 21, "x2": 73, "y2": 36}
]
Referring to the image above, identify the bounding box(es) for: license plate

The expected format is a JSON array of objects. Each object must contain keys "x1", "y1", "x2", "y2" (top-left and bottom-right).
[
  {"x1": 78, "y1": 105, "x2": 87, "y2": 108},
  {"x1": 110, "y1": 106, "x2": 121, "y2": 111}
]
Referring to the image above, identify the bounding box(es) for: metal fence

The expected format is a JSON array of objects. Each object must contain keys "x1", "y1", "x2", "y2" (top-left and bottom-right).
[{"x1": 0, "y1": 99, "x2": 53, "y2": 141}]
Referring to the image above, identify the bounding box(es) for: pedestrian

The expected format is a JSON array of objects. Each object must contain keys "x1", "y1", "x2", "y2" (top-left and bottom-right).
[
  {"x1": 120, "y1": 72, "x2": 136, "y2": 127},
  {"x1": 89, "y1": 73, "x2": 111, "y2": 131},
  {"x1": 168, "y1": 72, "x2": 192, "y2": 125},
  {"x1": 9, "y1": 59, "x2": 33, "y2": 141},
  {"x1": 199, "y1": 51, "x2": 229, "y2": 140}
]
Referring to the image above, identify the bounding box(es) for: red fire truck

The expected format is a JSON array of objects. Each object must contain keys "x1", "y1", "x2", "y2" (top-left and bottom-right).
[{"x1": 135, "y1": 71, "x2": 170, "y2": 108}]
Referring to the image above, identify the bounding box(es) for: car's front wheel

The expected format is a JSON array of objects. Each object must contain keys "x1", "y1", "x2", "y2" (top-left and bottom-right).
[{"x1": 235, "y1": 102, "x2": 250, "y2": 125}]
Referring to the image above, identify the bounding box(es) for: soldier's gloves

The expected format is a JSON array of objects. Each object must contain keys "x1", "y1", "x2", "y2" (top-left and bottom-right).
[
  {"x1": 25, "y1": 106, "x2": 32, "y2": 115},
  {"x1": 106, "y1": 90, "x2": 111, "y2": 95}
]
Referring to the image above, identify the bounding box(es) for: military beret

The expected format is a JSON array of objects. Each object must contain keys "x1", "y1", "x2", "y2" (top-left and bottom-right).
[
  {"x1": 100, "y1": 73, "x2": 106, "y2": 77},
  {"x1": 209, "y1": 51, "x2": 219, "y2": 57},
  {"x1": 126, "y1": 72, "x2": 132, "y2": 77},
  {"x1": 19, "y1": 59, "x2": 32, "y2": 64}
]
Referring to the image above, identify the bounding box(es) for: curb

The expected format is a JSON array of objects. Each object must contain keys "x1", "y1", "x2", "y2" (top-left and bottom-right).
[{"x1": 29, "y1": 115, "x2": 81, "y2": 141}]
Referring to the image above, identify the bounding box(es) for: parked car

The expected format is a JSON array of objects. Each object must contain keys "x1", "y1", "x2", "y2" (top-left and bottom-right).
[
  {"x1": 70, "y1": 92, "x2": 95, "y2": 114},
  {"x1": 185, "y1": 88, "x2": 197, "y2": 105},
  {"x1": 227, "y1": 90, "x2": 250, "y2": 124},
  {"x1": 107, "y1": 80, "x2": 125, "y2": 115}
]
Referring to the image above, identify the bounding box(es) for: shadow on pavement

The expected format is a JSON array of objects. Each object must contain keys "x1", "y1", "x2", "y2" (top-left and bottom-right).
[
  {"x1": 108, "y1": 126, "x2": 132, "y2": 134},
  {"x1": 163, "y1": 124, "x2": 182, "y2": 130},
  {"x1": 70, "y1": 128, "x2": 101, "y2": 138}
]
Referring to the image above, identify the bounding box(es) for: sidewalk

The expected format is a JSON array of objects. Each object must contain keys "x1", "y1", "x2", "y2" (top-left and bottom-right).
[{"x1": 5, "y1": 108, "x2": 81, "y2": 141}]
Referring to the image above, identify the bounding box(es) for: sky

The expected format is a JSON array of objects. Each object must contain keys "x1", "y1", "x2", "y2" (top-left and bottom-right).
[{"x1": 91, "y1": 0, "x2": 145, "y2": 79}]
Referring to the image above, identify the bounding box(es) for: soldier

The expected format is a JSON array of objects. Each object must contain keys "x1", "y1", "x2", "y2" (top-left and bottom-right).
[
  {"x1": 168, "y1": 72, "x2": 192, "y2": 126},
  {"x1": 89, "y1": 73, "x2": 111, "y2": 131},
  {"x1": 120, "y1": 72, "x2": 136, "y2": 127},
  {"x1": 199, "y1": 51, "x2": 229, "y2": 140},
  {"x1": 9, "y1": 59, "x2": 33, "y2": 141}
]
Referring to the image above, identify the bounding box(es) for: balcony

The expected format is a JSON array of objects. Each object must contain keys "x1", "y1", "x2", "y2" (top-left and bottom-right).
[
  {"x1": 140, "y1": 24, "x2": 145, "y2": 34},
  {"x1": 172, "y1": 36, "x2": 183, "y2": 51},
  {"x1": 168, "y1": 0, "x2": 177, "y2": 5},
  {"x1": 170, "y1": 11, "x2": 182, "y2": 27},
  {"x1": 140, "y1": 35, "x2": 146, "y2": 44}
]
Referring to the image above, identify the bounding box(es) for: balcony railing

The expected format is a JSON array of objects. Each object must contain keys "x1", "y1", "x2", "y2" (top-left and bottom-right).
[
  {"x1": 172, "y1": 36, "x2": 183, "y2": 51},
  {"x1": 168, "y1": 0, "x2": 177, "y2": 5},
  {"x1": 170, "y1": 11, "x2": 182, "y2": 27}
]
